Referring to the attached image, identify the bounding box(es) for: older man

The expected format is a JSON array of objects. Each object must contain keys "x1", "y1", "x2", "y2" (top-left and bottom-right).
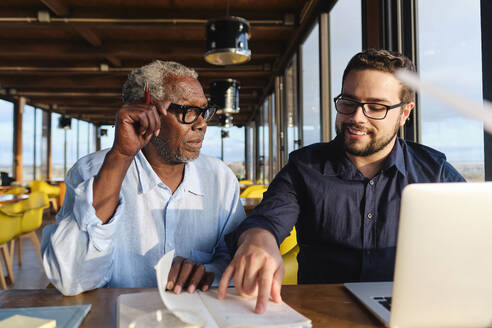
[
  {"x1": 219, "y1": 49, "x2": 465, "y2": 313},
  {"x1": 42, "y1": 61, "x2": 245, "y2": 296}
]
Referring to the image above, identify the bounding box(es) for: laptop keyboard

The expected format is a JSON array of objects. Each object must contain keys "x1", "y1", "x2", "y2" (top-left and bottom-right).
[{"x1": 373, "y1": 296, "x2": 392, "y2": 311}]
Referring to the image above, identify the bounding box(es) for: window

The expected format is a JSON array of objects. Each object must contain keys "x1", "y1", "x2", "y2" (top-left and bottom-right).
[
  {"x1": 301, "y1": 23, "x2": 321, "y2": 146},
  {"x1": 329, "y1": 0, "x2": 362, "y2": 137},
  {"x1": 0, "y1": 100, "x2": 13, "y2": 176},
  {"x1": 99, "y1": 125, "x2": 115, "y2": 150},
  {"x1": 270, "y1": 93, "x2": 278, "y2": 177},
  {"x1": 202, "y1": 125, "x2": 245, "y2": 179},
  {"x1": 283, "y1": 55, "x2": 300, "y2": 157},
  {"x1": 256, "y1": 102, "x2": 266, "y2": 184},
  {"x1": 417, "y1": 0, "x2": 484, "y2": 181},
  {"x1": 51, "y1": 113, "x2": 68, "y2": 179}
]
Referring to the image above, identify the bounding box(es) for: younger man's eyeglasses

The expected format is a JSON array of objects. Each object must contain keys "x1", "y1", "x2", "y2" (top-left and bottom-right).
[
  {"x1": 167, "y1": 103, "x2": 217, "y2": 124},
  {"x1": 334, "y1": 94, "x2": 405, "y2": 120}
]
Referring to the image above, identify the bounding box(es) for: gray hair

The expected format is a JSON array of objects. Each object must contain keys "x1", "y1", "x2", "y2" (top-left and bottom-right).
[{"x1": 122, "y1": 60, "x2": 198, "y2": 103}]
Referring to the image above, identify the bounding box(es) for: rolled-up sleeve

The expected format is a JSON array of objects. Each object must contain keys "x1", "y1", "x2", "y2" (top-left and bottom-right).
[{"x1": 41, "y1": 160, "x2": 123, "y2": 296}]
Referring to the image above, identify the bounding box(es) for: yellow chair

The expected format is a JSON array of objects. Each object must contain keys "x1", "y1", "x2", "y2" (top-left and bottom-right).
[
  {"x1": 0, "y1": 211, "x2": 21, "y2": 289},
  {"x1": 238, "y1": 179, "x2": 254, "y2": 186},
  {"x1": 280, "y1": 227, "x2": 299, "y2": 285},
  {"x1": 3, "y1": 186, "x2": 28, "y2": 195},
  {"x1": 0, "y1": 192, "x2": 49, "y2": 266},
  {"x1": 30, "y1": 180, "x2": 61, "y2": 212},
  {"x1": 240, "y1": 185, "x2": 267, "y2": 198}
]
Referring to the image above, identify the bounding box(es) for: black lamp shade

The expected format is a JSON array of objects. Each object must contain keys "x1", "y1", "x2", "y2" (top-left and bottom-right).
[
  {"x1": 58, "y1": 116, "x2": 71, "y2": 130},
  {"x1": 210, "y1": 79, "x2": 240, "y2": 115},
  {"x1": 205, "y1": 16, "x2": 251, "y2": 65}
]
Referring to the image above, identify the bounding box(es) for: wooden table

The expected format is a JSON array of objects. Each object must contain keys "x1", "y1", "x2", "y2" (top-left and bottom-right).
[
  {"x1": 0, "y1": 194, "x2": 28, "y2": 205},
  {"x1": 0, "y1": 285, "x2": 382, "y2": 327},
  {"x1": 240, "y1": 197, "x2": 262, "y2": 216}
]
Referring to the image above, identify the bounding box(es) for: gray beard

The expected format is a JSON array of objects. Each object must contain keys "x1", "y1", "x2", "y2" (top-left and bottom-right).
[{"x1": 150, "y1": 136, "x2": 194, "y2": 164}]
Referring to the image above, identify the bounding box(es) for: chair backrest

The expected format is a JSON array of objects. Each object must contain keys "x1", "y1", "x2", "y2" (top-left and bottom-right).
[
  {"x1": 30, "y1": 180, "x2": 61, "y2": 197},
  {"x1": 0, "y1": 192, "x2": 49, "y2": 216},
  {"x1": 279, "y1": 227, "x2": 297, "y2": 255},
  {"x1": 240, "y1": 184, "x2": 267, "y2": 198},
  {"x1": 0, "y1": 212, "x2": 21, "y2": 244}
]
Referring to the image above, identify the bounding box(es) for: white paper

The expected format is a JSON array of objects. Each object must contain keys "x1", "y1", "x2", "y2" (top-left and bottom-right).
[
  {"x1": 199, "y1": 289, "x2": 311, "y2": 328},
  {"x1": 395, "y1": 69, "x2": 492, "y2": 134},
  {"x1": 154, "y1": 249, "x2": 218, "y2": 327}
]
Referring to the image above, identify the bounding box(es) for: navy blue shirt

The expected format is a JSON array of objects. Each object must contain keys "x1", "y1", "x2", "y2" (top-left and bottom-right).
[{"x1": 226, "y1": 137, "x2": 465, "y2": 284}]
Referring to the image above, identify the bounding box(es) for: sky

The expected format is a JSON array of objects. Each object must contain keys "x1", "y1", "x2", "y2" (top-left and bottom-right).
[{"x1": 0, "y1": 0, "x2": 485, "y2": 177}]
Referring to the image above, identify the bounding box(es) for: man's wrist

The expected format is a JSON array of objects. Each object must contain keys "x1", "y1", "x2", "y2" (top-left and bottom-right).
[
  {"x1": 237, "y1": 227, "x2": 275, "y2": 247},
  {"x1": 107, "y1": 148, "x2": 135, "y2": 166}
]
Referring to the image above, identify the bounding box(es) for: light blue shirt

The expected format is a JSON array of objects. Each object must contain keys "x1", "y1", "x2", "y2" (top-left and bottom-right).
[{"x1": 41, "y1": 149, "x2": 245, "y2": 296}]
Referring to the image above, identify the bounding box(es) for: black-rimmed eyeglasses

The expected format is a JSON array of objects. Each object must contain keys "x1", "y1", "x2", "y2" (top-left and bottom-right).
[
  {"x1": 334, "y1": 94, "x2": 405, "y2": 120},
  {"x1": 168, "y1": 103, "x2": 217, "y2": 124}
]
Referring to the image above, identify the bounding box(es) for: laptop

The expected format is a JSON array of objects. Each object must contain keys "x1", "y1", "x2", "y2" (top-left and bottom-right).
[{"x1": 345, "y1": 182, "x2": 492, "y2": 327}]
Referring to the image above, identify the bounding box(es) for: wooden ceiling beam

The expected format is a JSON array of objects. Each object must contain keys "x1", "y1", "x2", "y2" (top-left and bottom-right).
[
  {"x1": 0, "y1": 40, "x2": 282, "y2": 59},
  {"x1": 40, "y1": 0, "x2": 69, "y2": 16},
  {"x1": 72, "y1": 26, "x2": 102, "y2": 47},
  {"x1": 0, "y1": 76, "x2": 266, "y2": 90}
]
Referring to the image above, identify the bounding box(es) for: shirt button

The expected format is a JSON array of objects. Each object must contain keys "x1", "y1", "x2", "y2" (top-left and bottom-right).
[
  {"x1": 369, "y1": 180, "x2": 375, "y2": 185},
  {"x1": 367, "y1": 213, "x2": 373, "y2": 219},
  {"x1": 167, "y1": 242, "x2": 172, "y2": 247}
]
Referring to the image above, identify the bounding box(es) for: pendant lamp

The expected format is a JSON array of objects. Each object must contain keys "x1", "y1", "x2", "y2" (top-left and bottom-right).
[
  {"x1": 210, "y1": 79, "x2": 240, "y2": 114},
  {"x1": 204, "y1": 0, "x2": 251, "y2": 66}
]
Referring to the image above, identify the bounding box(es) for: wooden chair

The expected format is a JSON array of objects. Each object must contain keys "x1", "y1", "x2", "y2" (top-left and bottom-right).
[
  {"x1": 0, "y1": 210, "x2": 21, "y2": 289},
  {"x1": 1, "y1": 192, "x2": 49, "y2": 266}
]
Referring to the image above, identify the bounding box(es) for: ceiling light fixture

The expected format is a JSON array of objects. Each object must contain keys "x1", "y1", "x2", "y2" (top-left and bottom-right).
[
  {"x1": 204, "y1": 0, "x2": 251, "y2": 65},
  {"x1": 210, "y1": 79, "x2": 240, "y2": 115}
]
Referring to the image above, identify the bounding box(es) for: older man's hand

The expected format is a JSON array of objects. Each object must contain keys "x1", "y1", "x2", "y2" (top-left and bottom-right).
[
  {"x1": 218, "y1": 228, "x2": 284, "y2": 314},
  {"x1": 112, "y1": 101, "x2": 169, "y2": 159},
  {"x1": 166, "y1": 256, "x2": 215, "y2": 294}
]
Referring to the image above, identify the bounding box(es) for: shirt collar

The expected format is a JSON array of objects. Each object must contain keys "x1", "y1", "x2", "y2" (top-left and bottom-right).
[
  {"x1": 324, "y1": 135, "x2": 407, "y2": 178},
  {"x1": 382, "y1": 137, "x2": 407, "y2": 176},
  {"x1": 134, "y1": 151, "x2": 204, "y2": 196}
]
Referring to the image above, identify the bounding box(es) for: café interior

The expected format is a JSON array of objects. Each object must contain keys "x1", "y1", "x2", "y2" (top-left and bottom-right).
[{"x1": 0, "y1": 0, "x2": 491, "y2": 326}]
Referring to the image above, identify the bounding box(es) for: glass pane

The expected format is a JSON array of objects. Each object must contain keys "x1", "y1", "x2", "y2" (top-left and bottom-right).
[
  {"x1": 263, "y1": 99, "x2": 270, "y2": 183},
  {"x1": 271, "y1": 93, "x2": 278, "y2": 176},
  {"x1": 0, "y1": 100, "x2": 13, "y2": 177},
  {"x1": 51, "y1": 113, "x2": 66, "y2": 179},
  {"x1": 78, "y1": 120, "x2": 90, "y2": 158},
  {"x1": 329, "y1": 0, "x2": 362, "y2": 138},
  {"x1": 302, "y1": 23, "x2": 321, "y2": 146},
  {"x1": 417, "y1": 0, "x2": 484, "y2": 181},
  {"x1": 222, "y1": 126, "x2": 245, "y2": 180},
  {"x1": 99, "y1": 125, "x2": 115, "y2": 150},
  {"x1": 284, "y1": 55, "x2": 299, "y2": 155},
  {"x1": 202, "y1": 125, "x2": 245, "y2": 179},
  {"x1": 202, "y1": 126, "x2": 221, "y2": 159},
  {"x1": 22, "y1": 105, "x2": 35, "y2": 183},
  {"x1": 256, "y1": 105, "x2": 265, "y2": 184},
  {"x1": 35, "y1": 108, "x2": 43, "y2": 180}
]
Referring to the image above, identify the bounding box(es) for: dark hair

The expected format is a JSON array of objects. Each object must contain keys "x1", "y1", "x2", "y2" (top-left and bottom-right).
[{"x1": 342, "y1": 49, "x2": 416, "y2": 103}]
